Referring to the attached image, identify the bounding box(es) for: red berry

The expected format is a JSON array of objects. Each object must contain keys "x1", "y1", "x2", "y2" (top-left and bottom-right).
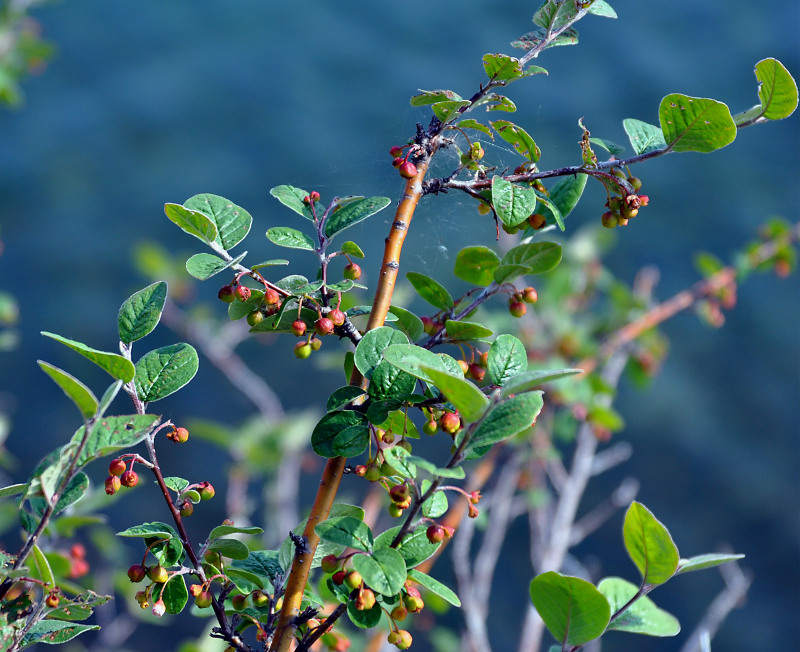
[
  {"x1": 309, "y1": 191, "x2": 321, "y2": 202},
  {"x1": 105, "y1": 475, "x2": 121, "y2": 495},
  {"x1": 468, "y1": 363, "x2": 485, "y2": 382},
  {"x1": 343, "y1": 263, "x2": 361, "y2": 280},
  {"x1": 109, "y1": 458, "x2": 126, "y2": 476},
  {"x1": 198, "y1": 482, "x2": 215, "y2": 500},
  {"x1": 315, "y1": 317, "x2": 334, "y2": 336},
  {"x1": 70, "y1": 543, "x2": 86, "y2": 559},
  {"x1": 264, "y1": 288, "x2": 280, "y2": 305},
  {"x1": 120, "y1": 469, "x2": 138, "y2": 488},
  {"x1": 147, "y1": 565, "x2": 168, "y2": 584},
  {"x1": 389, "y1": 483, "x2": 410, "y2": 504},
  {"x1": 439, "y1": 412, "x2": 461, "y2": 435},
  {"x1": 128, "y1": 564, "x2": 146, "y2": 583},
  {"x1": 294, "y1": 341, "x2": 312, "y2": 359},
  {"x1": 291, "y1": 320, "x2": 307, "y2": 336},
  {"x1": 527, "y1": 213, "x2": 547, "y2": 229},
  {"x1": 522, "y1": 287, "x2": 538, "y2": 304},
  {"x1": 427, "y1": 524, "x2": 445, "y2": 544},
  {"x1": 195, "y1": 590, "x2": 213, "y2": 608},
  {"x1": 235, "y1": 285, "x2": 251, "y2": 302},
  {"x1": 45, "y1": 592, "x2": 59, "y2": 609},
  {"x1": 509, "y1": 301, "x2": 527, "y2": 318},
  {"x1": 399, "y1": 161, "x2": 417, "y2": 179},
  {"x1": 637, "y1": 194, "x2": 649, "y2": 206},
  {"x1": 389, "y1": 146, "x2": 404, "y2": 158},
  {"x1": 331, "y1": 570, "x2": 346, "y2": 585},
  {"x1": 329, "y1": 309, "x2": 346, "y2": 327},
  {"x1": 392, "y1": 156, "x2": 404, "y2": 168},
  {"x1": 217, "y1": 285, "x2": 236, "y2": 303}
]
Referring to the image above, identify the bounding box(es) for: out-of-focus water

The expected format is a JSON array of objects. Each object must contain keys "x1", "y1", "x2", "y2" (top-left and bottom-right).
[{"x1": 0, "y1": 2, "x2": 797, "y2": 650}]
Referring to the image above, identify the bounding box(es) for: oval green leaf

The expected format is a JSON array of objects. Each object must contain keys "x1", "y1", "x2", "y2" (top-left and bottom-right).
[
  {"x1": 469, "y1": 391, "x2": 543, "y2": 449},
  {"x1": 311, "y1": 410, "x2": 366, "y2": 458},
  {"x1": 315, "y1": 516, "x2": 373, "y2": 553},
  {"x1": 599, "y1": 576, "x2": 680, "y2": 636},
  {"x1": 368, "y1": 360, "x2": 417, "y2": 401},
  {"x1": 355, "y1": 326, "x2": 409, "y2": 379},
  {"x1": 134, "y1": 343, "x2": 199, "y2": 403},
  {"x1": 676, "y1": 552, "x2": 745, "y2": 575},
  {"x1": 266, "y1": 226, "x2": 315, "y2": 251},
  {"x1": 351, "y1": 548, "x2": 407, "y2": 596},
  {"x1": 207, "y1": 537, "x2": 251, "y2": 560},
  {"x1": 325, "y1": 196, "x2": 391, "y2": 239},
  {"x1": 421, "y1": 366, "x2": 489, "y2": 423},
  {"x1": 406, "y1": 271, "x2": 454, "y2": 311},
  {"x1": 270, "y1": 185, "x2": 315, "y2": 220},
  {"x1": 660, "y1": 94, "x2": 736, "y2": 153},
  {"x1": 454, "y1": 246, "x2": 500, "y2": 286},
  {"x1": 184, "y1": 194, "x2": 252, "y2": 251},
  {"x1": 382, "y1": 344, "x2": 449, "y2": 385},
  {"x1": 37, "y1": 361, "x2": 98, "y2": 419},
  {"x1": 623, "y1": 118, "x2": 667, "y2": 155},
  {"x1": 164, "y1": 202, "x2": 218, "y2": 245},
  {"x1": 488, "y1": 334, "x2": 527, "y2": 386},
  {"x1": 332, "y1": 423, "x2": 370, "y2": 457},
  {"x1": 492, "y1": 176, "x2": 538, "y2": 227},
  {"x1": 623, "y1": 501, "x2": 680, "y2": 585},
  {"x1": 185, "y1": 251, "x2": 247, "y2": 281},
  {"x1": 118, "y1": 281, "x2": 167, "y2": 343},
  {"x1": 375, "y1": 526, "x2": 440, "y2": 569},
  {"x1": 500, "y1": 368, "x2": 582, "y2": 397},
  {"x1": 162, "y1": 574, "x2": 189, "y2": 615},
  {"x1": 444, "y1": 320, "x2": 493, "y2": 342},
  {"x1": 500, "y1": 241, "x2": 562, "y2": 274},
  {"x1": 387, "y1": 305, "x2": 425, "y2": 342},
  {"x1": 41, "y1": 331, "x2": 135, "y2": 382},
  {"x1": 490, "y1": 120, "x2": 540, "y2": 162},
  {"x1": 538, "y1": 174, "x2": 588, "y2": 226},
  {"x1": 493, "y1": 263, "x2": 533, "y2": 285},
  {"x1": 530, "y1": 571, "x2": 611, "y2": 646},
  {"x1": 408, "y1": 568, "x2": 461, "y2": 607},
  {"x1": 72, "y1": 414, "x2": 159, "y2": 466}
]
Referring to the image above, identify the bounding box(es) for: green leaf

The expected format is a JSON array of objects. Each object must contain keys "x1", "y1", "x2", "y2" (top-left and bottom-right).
[
  {"x1": 590, "y1": 137, "x2": 624, "y2": 155},
  {"x1": 355, "y1": 326, "x2": 410, "y2": 379},
  {"x1": 483, "y1": 53, "x2": 525, "y2": 81},
  {"x1": 0, "y1": 483, "x2": 26, "y2": 499},
  {"x1": 587, "y1": 1, "x2": 617, "y2": 18},
  {"x1": 734, "y1": 58, "x2": 798, "y2": 125},
  {"x1": 326, "y1": 386, "x2": 368, "y2": 412},
  {"x1": 118, "y1": 281, "x2": 168, "y2": 344},
  {"x1": 340, "y1": 240, "x2": 365, "y2": 258},
  {"x1": 387, "y1": 305, "x2": 425, "y2": 342},
  {"x1": 660, "y1": 94, "x2": 736, "y2": 153},
  {"x1": 46, "y1": 591, "x2": 111, "y2": 622},
  {"x1": 491, "y1": 176, "x2": 538, "y2": 227},
  {"x1": 420, "y1": 479, "x2": 448, "y2": 518},
  {"x1": 134, "y1": 343, "x2": 199, "y2": 403},
  {"x1": 325, "y1": 196, "x2": 391, "y2": 239},
  {"x1": 316, "y1": 516, "x2": 373, "y2": 553},
  {"x1": 375, "y1": 526, "x2": 440, "y2": 569},
  {"x1": 408, "y1": 568, "x2": 461, "y2": 606},
  {"x1": 163, "y1": 476, "x2": 189, "y2": 493},
  {"x1": 117, "y1": 521, "x2": 179, "y2": 539},
  {"x1": 162, "y1": 574, "x2": 189, "y2": 614},
  {"x1": 53, "y1": 472, "x2": 88, "y2": 516},
  {"x1": 347, "y1": 598, "x2": 383, "y2": 628},
  {"x1": 410, "y1": 89, "x2": 464, "y2": 106},
  {"x1": 229, "y1": 550, "x2": 282, "y2": 590},
  {"x1": 382, "y1": 446, "x2": 417, "y2": 479},
  {"x1": 21, "y1": 620, "x2": 99, "y2": 646},
  {"x1": 351, "y1": 548, "x2": 407, "y2": 596},
  {"x1": 41, "y1": 332, "x2": 135, "y2": 382},
  {"x1": 512, "y1": 27, "x2": 578, "y2": 53},
  {"x1": 270, "y1": 185, "x2": 315, "y2": 220},
  {"x1": 311, "y1": 410, "x2": 367, "y2": 458},
  {"x1": 588, "y1": 403, "x2": 625, "y2": 431},
  {"x1": 37, "y1": 361, "x2": 98, "y2": 420},
  {"x1": 207, "y1": 537, "x2": 252, "y2": 560},
  {"x1": 432, "y1": 99, "x2": 471, "y2": 123},
  {"x1": 376, "y1": 409, "x2": 420, "y2": 440},
  {"x1": 164, "y1": 202, "x2": 218, "y2": 245},
  {"x1": 676, "y1": 553, "x2": 745, "y2": 574},
  {"x1": 501, "y1": 368, "x2": 582, "y2": 397},
  {"x1": 185, "y1": 252, "x2": 246, "y2": 280},
  {"x1": 31, "y1": 543, "x2": 54, "y2": 587},
  {"x1": 454, "y1": 246, "x2": 500, "y2": 286},
  {"x1": 266, "y1": 226, "x2": 315, "y2": 251},
  {"x1": 469, "y1": 391, "x2": 543, "y2": 449},
  {"x1": 493, "y1": 263, "x2": 533, "y2": 285},
  {"x1": 623, "y1": 119, "x2": 667, "y2": 155},
  {"x1": 406, "y1": 272, "x2": 454, "y2": 311},
  {"x1": 490, "y1": 120, "x2": 540, "y2": 162},
  {"x1": 623, "y1": 502, "x2": 680, "y2": 585},
  {"x1": 71, "y1": 414, "x2": 159, "y2": 466},
  {"x1": 487, "y1": 334, "x2": 527, "y2": 386},
  {"x1": 457, "y1": 118, "x2": 493, "y2": 136},
  {"x1": 599, "y1": 577, "x2": 680, "y2": 636},
  {"x1": 538, "y1": 174, "x2": 588, "y2": 226},
  {"x1": 184, "y1": 194, "x2": 252, "y2": 251},
  {"x1": 382, "y1": 344, "x2": 449, "y2": 385},
  {"x1": 486, "y1": 94, "x2": 517, "y2": 112},
  {"x1": 500, "y1": 241, "x2": 562, "y2": 274},
  {"x1": 529, "y1": 571, "x2": 611, "y2": 646},
  {"x1": 444, "y1": 320, "x2": 493, "y2": 342},
  {"x1": 251, "y1": 258, "x2": 290, "y2": 270},
  {"x1": 368, "y1": 360, "x2": 417, "y2": 401},
  {"x1": 421, "y1": 366, "x2": 489, "y2": 423},
  {"x1": 208, "y1": 524, "x2": 264, "y2": 539},
  {"x1": 407, "y1": 455, "x2": 465, "y2": 479},
  {"x1": 332, "y1": 423, "x2": 370, "y2": 457}
]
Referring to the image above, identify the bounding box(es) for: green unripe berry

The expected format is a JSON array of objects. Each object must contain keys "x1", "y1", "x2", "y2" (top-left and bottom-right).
[
  {"x1": 294, "y1": 341, "x2": 313, "y2": 359},
  {"x1": 344, "y1": 571, "x2": 363, "y2": 590},
  {"x1": 388, "y1": 503, "x2": 404, "y2": 518},
  {"x1": 247, "y1": 310, "x2": 264, "y2": 327},
  {"x1": 364, "y1": 464, "x2": 381, "y2": 482},
  {"x1": 343, "y1": 263, "x2": 361, "y2": 280},
  {"x1": 231, "y1": 594, "x2": 247, "y2": 611},
  {"x1": 198, "y1": 482, "x2": 215, "y2": 500},
  {"x1": 251, "y1": 590, "x2": 269, "y2": 607},
  {"x1": 601, "y1": 211, "x2": 619, "y2": 228},
  {"x1": 194, "y1": 590, "x2": 213, "y2": 609},
  {"x1": 321, "y1": 555, "x2": 340, "y2": 574},
  {"x1": 422, "y1": 420, "x2": 438, "y2": 435}
]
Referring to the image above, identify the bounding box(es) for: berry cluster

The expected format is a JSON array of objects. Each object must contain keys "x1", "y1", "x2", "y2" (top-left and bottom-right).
[
  {"x1": 601, "y1": 170, "x2": 649, "y2": 228},
  {"x1": 509, "y1": 286, "x2": 538, "y2": 318},
  {"x1": 390, "y1": 144, "x2": 420, "y2": 179},
  {"x1": 105, "y1": 457, "x2": 139, "y2": 495}
]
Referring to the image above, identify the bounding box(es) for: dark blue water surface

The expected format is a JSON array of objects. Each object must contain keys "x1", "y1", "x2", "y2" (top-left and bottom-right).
[{"x1": 0, "y1": 1, "x2": 798, "y2": 650}]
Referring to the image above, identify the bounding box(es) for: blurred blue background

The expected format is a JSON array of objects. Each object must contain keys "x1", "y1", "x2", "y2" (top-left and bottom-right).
[{"x1": 0, "y1": 1, "x2": 798, "y2": 650}]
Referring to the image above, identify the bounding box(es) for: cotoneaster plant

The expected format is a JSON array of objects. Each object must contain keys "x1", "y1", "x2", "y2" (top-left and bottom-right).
[{"x1": 0, "y1": 2, "x2": 797, "y2": 652}]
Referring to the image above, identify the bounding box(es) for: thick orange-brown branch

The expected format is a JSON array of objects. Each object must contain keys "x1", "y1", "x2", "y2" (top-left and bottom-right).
[{"x1": 271, "y1": 155, "x2": 435, "y2": 652}]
